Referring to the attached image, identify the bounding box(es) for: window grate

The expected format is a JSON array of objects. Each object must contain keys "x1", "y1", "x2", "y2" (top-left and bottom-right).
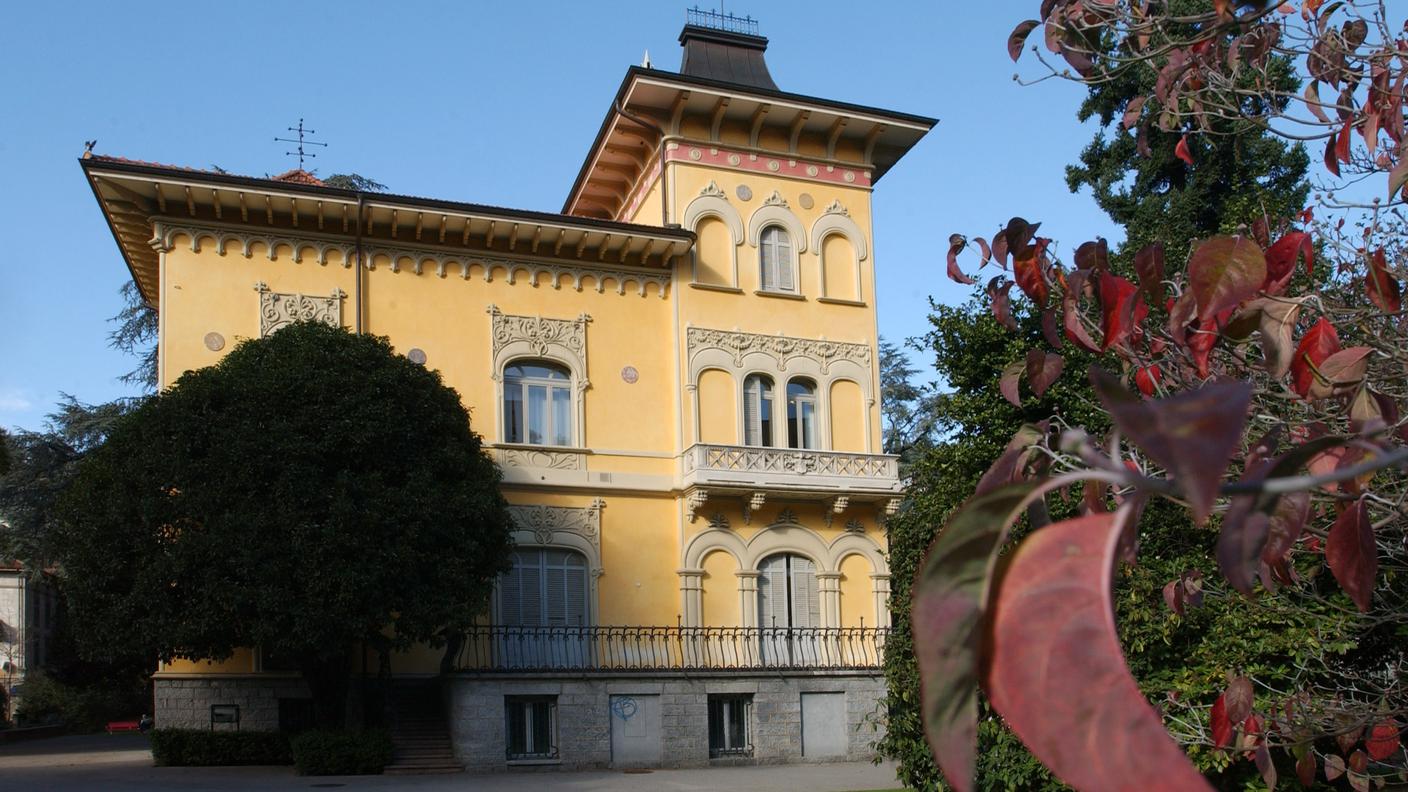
[
  {"x1": 708, "y1": 694, "x2": 753, "y2": 757},
  {"x1": 505, "y1": 696, "x2": 558, "y2": 760}
]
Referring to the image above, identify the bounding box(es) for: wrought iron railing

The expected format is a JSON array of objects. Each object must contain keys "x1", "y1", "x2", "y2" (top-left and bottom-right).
[
  {"x1": 686, "y1": 7, "x2": 760, "y2": 36},
  {"x1": 453, "y1": 625, "x2": 888, "y2": 672}
]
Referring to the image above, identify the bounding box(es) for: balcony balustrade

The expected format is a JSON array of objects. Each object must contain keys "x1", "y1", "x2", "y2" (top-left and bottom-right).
[
  {"x1": 452, "y1": 625, "x2": 888, "y2": 673},
  {"x1": 681, "y1": 443, "x2": 901, "y2": 499}
]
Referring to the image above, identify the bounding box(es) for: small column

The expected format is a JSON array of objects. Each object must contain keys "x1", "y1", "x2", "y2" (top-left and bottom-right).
[
  {"x1": 678, "y1": 568, "x2": 705, "y2": 627},
  {"x1": 870, "y1": 574, "x2": 892, "y2": 628},
  {"x1": 816, "y1": 572, "x2": 842, "y2": 628},
  {"x1": 736, "y1": 571, "x2": 761, "y2": 629}
]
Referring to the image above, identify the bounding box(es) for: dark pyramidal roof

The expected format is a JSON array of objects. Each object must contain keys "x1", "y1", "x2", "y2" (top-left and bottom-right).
[{"x1": 678, "y1": 24, "x2": 778, "y2": 91}]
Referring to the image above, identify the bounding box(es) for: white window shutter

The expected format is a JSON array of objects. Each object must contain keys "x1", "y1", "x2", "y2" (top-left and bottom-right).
[
  {"x1": 777, "y1": 236, "x2": 795, "y2": 291},
  {"x1": 790, "y1": 557, "x2": 819, "y2": 628},
  {"x1": 743, "y1": 378, "x2": 759, "y2": 445},
  {"x1": 758, "y1": 556, "x2": 790, "y2": 629},
  {"x1": 564, "y1": 560, "x2": 587, "y2": 627},
  {"x1": 500, "y1": 556, "x2": 523, "y2": 626}
]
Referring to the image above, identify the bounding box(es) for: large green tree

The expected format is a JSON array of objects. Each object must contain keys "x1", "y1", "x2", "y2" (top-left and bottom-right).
[{"x1": 53, "y1": 322, "x2": 514, "y2": 727}]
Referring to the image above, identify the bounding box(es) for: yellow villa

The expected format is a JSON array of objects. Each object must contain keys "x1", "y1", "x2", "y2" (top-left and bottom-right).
[{"x1": 81, "y1": 11, "x2": 932, "y2": 771}]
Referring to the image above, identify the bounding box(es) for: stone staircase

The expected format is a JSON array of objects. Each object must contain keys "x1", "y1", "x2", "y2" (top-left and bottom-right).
[{"x1": 383, "y1": 682, "x2": 463, "y2": 775}]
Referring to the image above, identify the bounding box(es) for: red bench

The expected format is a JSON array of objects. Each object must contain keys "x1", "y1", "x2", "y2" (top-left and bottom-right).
[{"x1": 106, "y1": 720, "x2": 140, "y2": 734}]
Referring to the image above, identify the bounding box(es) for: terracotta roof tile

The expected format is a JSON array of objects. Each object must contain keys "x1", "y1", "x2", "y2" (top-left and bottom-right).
[{"x1": 271, "y1": 168, "x2": 325, "y2": 186}]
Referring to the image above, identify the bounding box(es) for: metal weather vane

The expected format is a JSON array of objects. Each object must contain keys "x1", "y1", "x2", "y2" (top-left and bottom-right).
[{"x1": 274, "y1": 119, "x2": 327, "y2": 169}]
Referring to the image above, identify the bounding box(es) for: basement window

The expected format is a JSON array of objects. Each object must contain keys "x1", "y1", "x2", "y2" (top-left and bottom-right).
[
  {"x1": 505, "y1": 696, "x2": 558, "y2": 760},
  {"x1": 708, "y1": 694, "x2": 752, "y2": 758}
]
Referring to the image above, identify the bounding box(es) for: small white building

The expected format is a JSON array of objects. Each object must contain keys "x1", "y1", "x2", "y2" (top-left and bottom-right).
[{"x1": 0, "y1": 562, "x2": 58, "y2": 720}]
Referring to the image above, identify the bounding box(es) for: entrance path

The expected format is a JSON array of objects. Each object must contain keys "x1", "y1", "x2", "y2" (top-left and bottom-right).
[{"x1": 0, "y1": 734, "x2": 906, "y2": 792}]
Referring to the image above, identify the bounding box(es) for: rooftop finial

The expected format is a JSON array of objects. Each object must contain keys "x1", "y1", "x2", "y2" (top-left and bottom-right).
[
  {"x1": 685, "y1": 5, "x2": 759, "y2": 36},
  {"x1": 642, "y1": 49, "x2": 652, "y2": 68},
  {"x1": 274, "y1": 119, "x2": 327, "y2": 170}
]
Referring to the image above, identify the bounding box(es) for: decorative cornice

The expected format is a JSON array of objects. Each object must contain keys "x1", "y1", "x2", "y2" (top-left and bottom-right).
[
  {"x1": 487, "y1": 306, "x2": 589, "y2": 386},
  {"x1": 507, "y1": 500, "x2": 603, "y2": 549},
  {"x1": 253, "y1": 282, "x2": 344, "y2": 337},
  {"x1": 686, "y1": 326, "x2": 871, "y2": 374},
  {"x1": 663, "y1": 143, "x2": 872, "y2": 189},
  {"x1": 151, "y1": 219, "x2": 670, "y2": 299}
]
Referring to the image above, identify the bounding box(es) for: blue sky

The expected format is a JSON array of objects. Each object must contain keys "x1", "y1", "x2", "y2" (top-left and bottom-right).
[{"x1": 0, "y1": 1, "x2": 1120, "y2": 432}]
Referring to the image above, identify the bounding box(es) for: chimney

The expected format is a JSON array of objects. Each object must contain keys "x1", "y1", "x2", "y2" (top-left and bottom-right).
[{"x1": 678, "y1": 9, "x2": 778, "y2": 91}]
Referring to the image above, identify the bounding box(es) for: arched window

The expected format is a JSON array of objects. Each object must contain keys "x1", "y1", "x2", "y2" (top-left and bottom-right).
[
  {"x1": 786, "y1": 379, "x2": 818, "y2": 450},
  {"x1": 759, "y1": 225, "x2": 795, "y2": 292},
  {"x1": 758, "y1": 552, "x2": 821, "y2": 665},
  {"x1": 503, "y1": 361, "x2": 572, "y2": 446},
  {"x1": 743, "y1": 374, "x2": 774, "y2": 447},
  {"x1": 498, "y1": 548, "x2": 589, "y2": 627}
]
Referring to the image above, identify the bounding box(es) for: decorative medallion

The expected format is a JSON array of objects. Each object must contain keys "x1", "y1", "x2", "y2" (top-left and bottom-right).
[
  {"x1": 689, "y1": 148, "x2": 702, "y2": 160},
  {"x1": 798, "y1": 193, "x2": 815, "y2": 210},
  {"x1": 845, "y1": 518, "x2": 866, "y2": 533},
  {"x1": 203, "y1": 332, "x2": 225, "y2": 352},
  {"x1": 767, "y1": 159, "x2": 780, "y2": 172},
  {"x1": 843, "y1": 170, "x2": 857, "y2": 183},
  {"x1": 407, "y1": 348, "x2": 427, "y2": 365},
  {"x1": 254, "y1": 282, "x2": 345, "y2": 337},
  {"x1": 806, "y1": 165, "x2": 819, "y2": 177},
  {"x1": 736, "y1": 184, "x2": 753, "y2": 201},
  {"x1": 707, "y1": 513, "x2": 731, "y2": 531},
  {"x1": 620, "y1": 366, "x2": 639, "y2": 384},
  {"x1": 728, "y1": 153, "x2": 741, "y2": 166}
]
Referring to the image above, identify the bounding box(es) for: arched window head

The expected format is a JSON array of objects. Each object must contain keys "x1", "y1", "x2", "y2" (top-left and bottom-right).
[
  {"x1": 504, "y1": 360, "x2": 572, "y2": 446},
  {"x1": 759, "y1": 226, "x2": 795, "y2": 293},
  {"x1": 743, "y1": 374, "x2": 774, "y2": 447},
  {"x1": 786, "y1": 378, "x2": 818, "y2": 450}
]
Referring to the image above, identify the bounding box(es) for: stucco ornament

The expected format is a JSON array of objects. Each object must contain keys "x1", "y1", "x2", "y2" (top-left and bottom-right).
[
  {"x1": 507, "y1": 501, "x2": 604, "y2": 563},
  {"x1": 487, "y1": 306, "x2": 590, "y2": 394},
  {"x1": 685, "y1": 327, "x2": 870, "y2": 374},
  {"x1": 253, "y1": 282, "x2": 344, "y2": 337}
]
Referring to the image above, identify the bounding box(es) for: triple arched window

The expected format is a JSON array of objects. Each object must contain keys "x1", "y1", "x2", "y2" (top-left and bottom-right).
[{"x1": 503, "y1": 361, "x2": 572, "y2": 447}]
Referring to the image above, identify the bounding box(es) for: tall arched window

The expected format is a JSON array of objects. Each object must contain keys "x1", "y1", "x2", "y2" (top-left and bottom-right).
[
  {"x1": 743, "y1": 374, "x2": 774, "y2": 447},
  {"x1": 759, "y1": 225, "x2": 795, "y2": 292},
  {"x1": 786, "y1": 378, "x2": 818, "y2": 450},
  {"x1": 504, "y1": 361, "x2": 572, "y2": 446},
  {"x1": 498, "y1": 548, "x2": 589, "y2": 627},
  {"x1": 758, "y1": 553, "x2": 821, "y2": 664}
]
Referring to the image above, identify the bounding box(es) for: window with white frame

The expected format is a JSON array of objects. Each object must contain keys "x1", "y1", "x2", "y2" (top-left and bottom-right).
[
  {"x1": 503, "y1": 361, "x2": 572, "y2": 446},
  {"x1": 505, "y1": 696, "x2": 557, "y2": 760},
  {"x1": 758, "y1": 553, "x2": 822, "y2": 665},
  {"x1": 743, "y1": 374, "x2": 775, "y2": 447},
  {"x1": 786, "y1": 378, "x2": 818, "y2": 450},
  {"x1": 758, "y1": 225, "x2": 795, "y2": 292},
  {"x1": 708, "y1": 694, "x2": 753, "y2": 757},
  {"x1": 498, "y1": 549, "x2": 589, "y2": 627}
]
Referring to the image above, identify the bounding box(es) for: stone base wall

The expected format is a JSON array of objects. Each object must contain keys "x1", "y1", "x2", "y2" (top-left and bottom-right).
[
  {"x1": 447, "y1": 672, "x2": 885, "y2": 772},
  {"x1": 153, "y1": 676, "x2": 308, "y2": 732}
]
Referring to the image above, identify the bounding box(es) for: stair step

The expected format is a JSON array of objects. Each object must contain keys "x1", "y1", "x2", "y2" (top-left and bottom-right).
[{"x1": 385, "y1": 765, "x2": 464, "y2": 775}]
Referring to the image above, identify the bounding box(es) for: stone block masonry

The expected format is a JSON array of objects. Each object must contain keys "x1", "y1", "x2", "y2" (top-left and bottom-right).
[
  {"x1": 153, "y1": 676, "x2": 309, "y2": 731},
  {"x1": 447, "y1": 672, "x2": 885, "y2": 772}
]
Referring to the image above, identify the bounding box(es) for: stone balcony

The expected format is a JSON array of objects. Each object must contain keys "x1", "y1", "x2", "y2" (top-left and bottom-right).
[{"x1": 680, "y1": 443, "x2": 902, "y2": 521}]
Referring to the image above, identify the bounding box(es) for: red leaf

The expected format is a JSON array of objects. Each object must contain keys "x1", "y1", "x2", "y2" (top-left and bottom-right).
[
  {"x1": 1008, "y1": 19, "x2": 1040, "y2": 62},
  {"x1": 1162, "y1": 579, "x2": 1185, "y2": 616},
  {"x1": 1041, "y1": 308, "x2": 1062, "y2": 349},
  {"x1": 1004, "y1": 217, "x2": 1039, "y2": 252},
  {"x1": 1099, "y1": 272, "x2": 1140, "y2": 351},
  {"x1": 1000, "y1": 361, "x2": 1024, "y2": 407},
  {"x1": 1327, "y1": 499, "x2": 1377, "y2": 611},
  {"x1": 1324, "y1": 753, "x2": 1345, "y2": 781},
  {"x1": 1026, "y1": 350, "x2": 1064, "y2": 398},
  {"x1": 947, "y1": 234, "x2": 977, "y2": 285},
  {"x1": 1090, "y1": 367, "x2": 1252, "y2": 523},
  {"x1": 975, "y1": 423, "x2": 1048, "y2": 498},
  {"x1": 1243, "y1": 296, "x2": 1305, "y2": 378},
  {"x1": 1325, "y1": 133, "x2": 1342, "y2": 177},
  {"x1": 1337, "y1": 117, "x2": 1353, "y2": 163},
  {"x1": 1264, "y1": 232, "x2": 1313, "y2": 294},
  {"x1": 1290, "y1": 317, "x2": 1341, "y2": 398},
  {"x1": 1014, "y1": 239, "x2": 1051, "y2": 307},
  {"x1": 974, "y1": 236, "x2": 992, "y2": 266},
  {"x1": 1188, "y1": 236, "x2": 1267, "y2": 325},
  {"x1": 1063, "y1": 270, "x2": 1101, "y2": 353},
  {"x1": 985, "y1": 514, "x2": 1212, "y2": 791},
  {"x1": 1224, "y1": 676, "x2": 1254, "y2": 723},
  {"x1": 1133, "y1": 243, "x2": 1166, "y2": 306},
  {"x1": 1389, "y1": 156, "x2": 1408, "y2": 200},
  {"x1": 1262, "y1": 491, "x2": 1310, "y2": 566},
  {"x1": 913, "y1": 486, "x2": 1038, "y2": 792},
  {"x1": 1306, "y1": 346, "x2": 1372, "y2": 401},
  {"x1": 1075, "y1": 239, "x2": 1109, "y2": 272},
  {"x1": 1295, "y1": 750, "x2": 1316, "y2": 786},
  {"x1": 1135, "y1": 365, "x2": 1162, "y2": 397},
  {"x1": 1366, "y1": 720, "x2": 1401, "y2": 761},
  {"x1": 1123, "y1": 96, "x2": 1147, "y2": 130},
  {"x1": 987, "y1": 277, "x2": 1018, "y2": 332},
  {"x1": 1366, "y1": 247, "x2": 1401, "y2": 313},
  {"x1": 1253, "y1": 744, "x2": 1276, "y2": 789},
  {"x1": 1211, "y1": 694, "x2": 1236, "y2": 749},
  {"x1": 1175, "y1": 134, "x2": 1194, "y2": 165}
]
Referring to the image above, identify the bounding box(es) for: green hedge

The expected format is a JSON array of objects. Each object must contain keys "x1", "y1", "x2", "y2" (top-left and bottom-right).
[
  {"x1": 149, "y1": 729, "x2": 291, "y2": 766},
  {"x1": 290, "y1": 729, "x2": 393, "y2": 776}
]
